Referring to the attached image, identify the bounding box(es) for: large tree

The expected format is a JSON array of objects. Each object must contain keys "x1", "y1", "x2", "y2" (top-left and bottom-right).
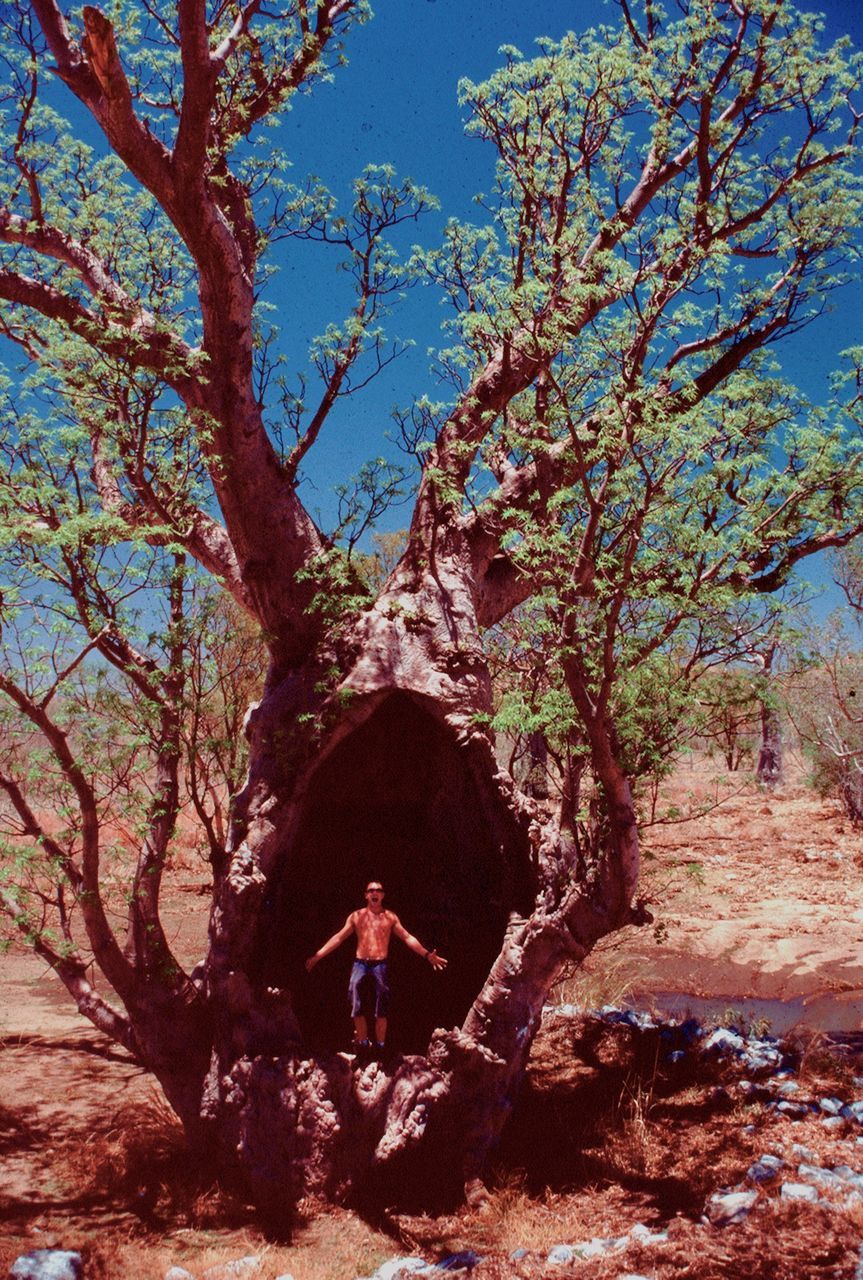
[{"x1": 1, "y1": 0, "x2": 862, "y2": 1217}]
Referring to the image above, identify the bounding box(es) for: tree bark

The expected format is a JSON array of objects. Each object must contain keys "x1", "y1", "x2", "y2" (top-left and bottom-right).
[{"x1": 129, "y1": 549, "x2": 639, "y2": 1215}]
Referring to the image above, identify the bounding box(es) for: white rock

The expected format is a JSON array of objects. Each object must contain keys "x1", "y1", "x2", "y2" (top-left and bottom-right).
[
  {"x1": 819, "y1": 1097, "x2": 846, "y2": 1116},
  {"x1": 776, "y1": 1100, "x2": 810, "y2": 1119},
  {"x1": 705, "y1": 1189, "x2": 759, "y2": 1226},
  {"x1": 781, "y1": 1182, "x2": 820, "y2": 1202},
  {"x1": 364, "y1": 1260, "x2": 430, "y2": 1280},
  {"x1": 704, "y1": 1028, "x2": 745, "y2": 1054},
  {"x1": 747, "y1": 1154, "x2": 785, "y2": 1184},
  {"x1": 572, "y1": 1235, "x2": 629, "y2": 1259},
  {"x1": 164, "y1": 1270, "x2": 196, "y2": 1280},
  {"x1": 10, "y1": 1254, "x2": 83, "y2": 1280},
  {"x1": 628, "y1": 1223, "x2": 669, "y2": 1246}
]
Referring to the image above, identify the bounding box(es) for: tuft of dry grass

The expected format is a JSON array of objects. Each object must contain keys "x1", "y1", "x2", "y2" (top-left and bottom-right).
[
  {"x1": 66, "y1": 1091, "x2": 251, "y2": 1231},
  {"x1": 551, "y1": 948, "x2": 641, "y2": 1012},
  {"x1": 796, "y1": 1031, "x2": 863, "y2": 1095}
]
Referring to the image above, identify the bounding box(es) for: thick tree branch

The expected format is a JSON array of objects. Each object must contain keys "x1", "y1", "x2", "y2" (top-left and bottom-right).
[
  {"x1": 89, "y1": 414, "x2": 253, "y2": 615},
  {"x1": 31, "y1": 1, "x2": 176, "y2": 204},
  {"x1": 0, "y1": 266, "x2": 197, "y2": 387},
  {"x1": 0, "y1": 672, "x2": 135, "y2": 1000},
  {"x1": 0, "y1": 885, "x2": 137, "y2": 1050}
]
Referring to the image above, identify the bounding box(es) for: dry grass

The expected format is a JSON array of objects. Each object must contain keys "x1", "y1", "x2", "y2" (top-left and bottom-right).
[
  {"x1": 551, "y1": 947, "x2": 642, "y2": 1012},
  {"x1": 65, "y1": 1091, "x2": 251, "y2": 1231},
  {"x1": 0, "y1": 1209, "x2": 395, "y2": 1280}
]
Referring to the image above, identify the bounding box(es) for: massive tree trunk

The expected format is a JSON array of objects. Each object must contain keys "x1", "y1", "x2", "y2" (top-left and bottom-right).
[{"x1": 140, "y1": 547, "x2": 643, "y2": 1218}]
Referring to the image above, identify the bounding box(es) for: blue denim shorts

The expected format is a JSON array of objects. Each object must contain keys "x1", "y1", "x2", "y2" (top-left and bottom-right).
[{"x1": 348, "y1": 960, "x2": 390, "y2": 1017}]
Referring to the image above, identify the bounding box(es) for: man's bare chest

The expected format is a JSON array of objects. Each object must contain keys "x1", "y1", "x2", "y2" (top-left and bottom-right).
[{"x1": 355, "y1": 910, "x2": 393, "y2": 957}]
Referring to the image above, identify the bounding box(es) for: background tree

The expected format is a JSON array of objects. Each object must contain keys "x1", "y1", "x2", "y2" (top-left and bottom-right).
[
  {"x1": 1, "y1": 0, "x2": 862, "y2": 1219},
  {"x1": 789, "y1": 548, "x2": 863, "y2": 823}
]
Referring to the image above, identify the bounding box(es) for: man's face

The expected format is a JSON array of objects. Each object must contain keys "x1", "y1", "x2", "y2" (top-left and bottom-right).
[{"x1": 365, "y1": 883, "x2": 384, "y2": 905}]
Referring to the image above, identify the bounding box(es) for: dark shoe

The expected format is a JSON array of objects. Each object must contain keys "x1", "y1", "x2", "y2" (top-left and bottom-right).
[{"x1": 352, "y1": 1038, "x2": 371, "y2": 1063}]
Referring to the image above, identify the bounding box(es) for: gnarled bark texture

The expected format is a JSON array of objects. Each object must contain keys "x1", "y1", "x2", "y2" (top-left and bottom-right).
[{"x1": 142, "y1": 546, "x2": 641, "y2": 1216}]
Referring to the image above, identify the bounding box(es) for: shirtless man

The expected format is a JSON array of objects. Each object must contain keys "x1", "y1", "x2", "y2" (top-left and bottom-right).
[{"x1": 305, "y1": 881, "x2": 447, "y2": 1056}]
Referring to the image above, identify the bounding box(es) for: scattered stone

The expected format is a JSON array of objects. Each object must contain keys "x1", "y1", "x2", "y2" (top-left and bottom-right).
[
  {"x1": 628, "y1": 1223, "x2": 669, "y2": 1245},
  {"x1": 792, "y1": 1144, "x2": 817, "y2": 1162},
  {"x1": 703, "y1": 1028, "x2": 745, "y2": 1054},
  {"x1": 833, "y1": 1164, "x2": 863, "y2": 1188},
  {"x1": 165, "y1": 1270, "x2": 196, "y2": 1280},
  {"x1": 202, "y1": 1259, "x2": 262, "y2": 1280},
  {"x1": 798, "y1": 1162, "x2": 851, "y2": 1192},
  {"x1": 842, "y1": 1101, "x2": 863, "y2": 1124},
  {"x1": 781, "y1": 1182, "x2": 820, "y2": 1202},
  {"x1": 822, "y1": 1116, "x2": 846, "y2": 1133},
  {"x1": 597, "y1": 1007, "x2": 655, "y2": 1030},
  {"x1": 819, "y1": 1097, "x2": 846, "y2": 1116},
  {"x1": 741, "y1": 1041, "x2": 782, "y2": 1073},
  {"x1": 361, "y1": 1259, "x2": 429, "y2": 1280},
  {"x1": 547, "y1": 1244, "x2": 575, "y2": 1264},
  {"x1": 775, "y1": 1100, "x2": 810, "y2": 1119},
  {"x1": 774, "y1": 1080, "x2": 801, "y2": 1097},
  {"x1": 705, "y1": 1189, "x2": 759, "y2": 1226},
  {"x1": 9, "y1": 1253, "x2": 83, "y2": 1280},
  {"x1": 435, "y1": 1253, "x2": 484, "y2": 1272},
  {"x1": 667, "y1": 1049, "x2": 686, "y2": 1064},
  {"x1": 573, "y1": 1236, "x2": 627, "y2": 1259},
  {"x1": 795, "y1": 1163, "x2": 863, "y2": 1202},
  {"x1": 509, "y1": 1250, "x2": 528, "y2": 1262},
  {"x1": 747, "y1": 1154, "x2": 785, "y2": 1184},
  {"x1": 273, "y1": 1274, "x2": 296, "y2": 1280}
]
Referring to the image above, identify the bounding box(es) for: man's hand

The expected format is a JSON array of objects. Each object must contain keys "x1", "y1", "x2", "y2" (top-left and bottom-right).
[
  {"x1": 427, "y1": 949, "x2": 447, "y2": 971},
  {"x1": 305, "y1": 955, "x2": 319, "y2": 973}
]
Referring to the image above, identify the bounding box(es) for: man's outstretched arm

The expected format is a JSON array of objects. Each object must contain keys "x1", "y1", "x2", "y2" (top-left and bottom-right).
[
  {"x1": 393, "y1": 918, "x2": 448, "y2": 970},
  {"x1": 306, "y1": 915, "x2": 354, "y2": 971}
]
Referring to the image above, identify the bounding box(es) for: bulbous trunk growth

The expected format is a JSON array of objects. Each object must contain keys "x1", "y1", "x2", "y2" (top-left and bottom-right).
[{"x1": 158, "y1": 566, "x2": 643, "y2": 1216}]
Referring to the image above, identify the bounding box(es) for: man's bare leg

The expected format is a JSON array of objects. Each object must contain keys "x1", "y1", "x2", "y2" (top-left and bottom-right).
[
  {"x1": 353, "y1": 1015, "x2": 369, "y2": 1044},
  {"x1": 375, "y1": 1016, "x2": 387, "y2": 1046}
]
